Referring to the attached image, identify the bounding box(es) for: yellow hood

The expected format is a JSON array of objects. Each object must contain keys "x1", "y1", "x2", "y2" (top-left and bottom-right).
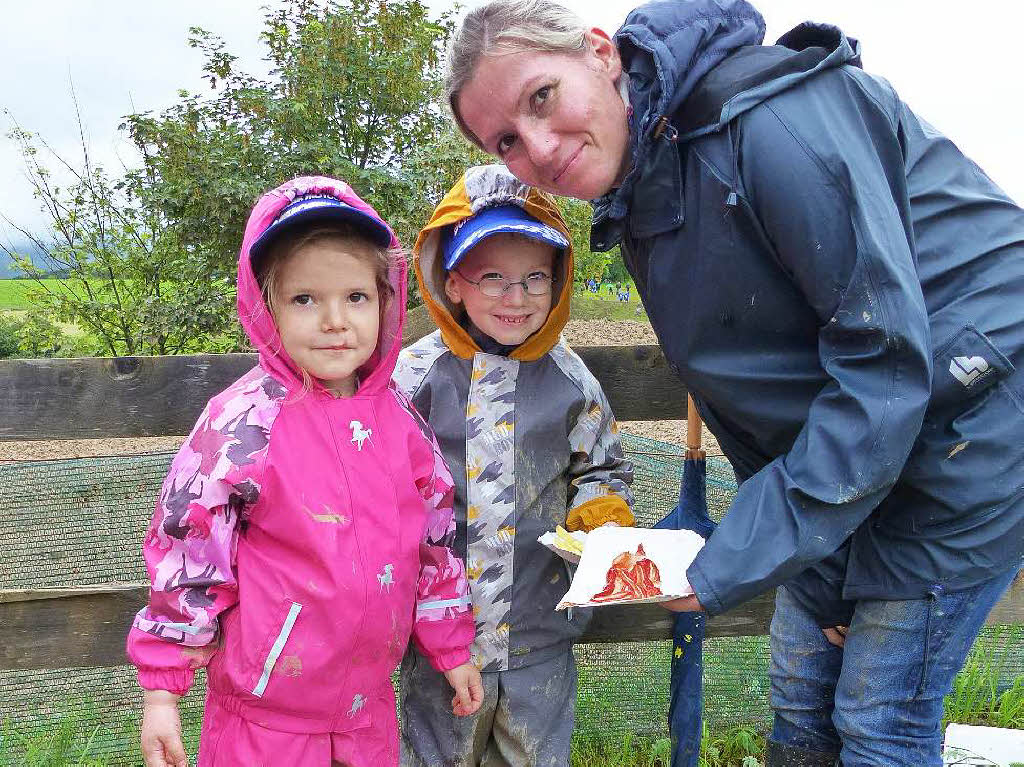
[{"x1": 413, "y1": 165, "x2": 574, "y2": 362}]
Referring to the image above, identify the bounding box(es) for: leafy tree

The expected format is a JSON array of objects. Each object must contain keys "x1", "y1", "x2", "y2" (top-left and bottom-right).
[
  {"x1": 2, "y1": 118, "x2": 234, "y2": 356},
  {"x1": 603, "y1": 250, "x2": 631, "y2": 285},
  {"x1": 555, "y1": 197, "x2": 612, "y2": 287},
  {"x1": 122, "y1": 0, "x2": 465, "y2": 287}
]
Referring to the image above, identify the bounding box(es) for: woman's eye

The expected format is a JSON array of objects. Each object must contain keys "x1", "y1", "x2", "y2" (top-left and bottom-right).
[
  {"x1": 496, "y1": 134, "x2": 516, "y2": 155},
  {"x1": 532, "y1": 85, "x2": 551, "y2": 109}
]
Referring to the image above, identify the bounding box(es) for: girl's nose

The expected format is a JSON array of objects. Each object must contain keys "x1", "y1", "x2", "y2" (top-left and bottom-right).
[{"x1": 322, "y1": 302, "x2": 348, "y2": 331}]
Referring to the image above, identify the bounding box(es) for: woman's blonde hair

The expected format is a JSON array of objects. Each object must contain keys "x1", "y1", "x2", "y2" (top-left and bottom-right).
[{"x1": 445, "y1": 0, "x2": 589, "y2": 146}]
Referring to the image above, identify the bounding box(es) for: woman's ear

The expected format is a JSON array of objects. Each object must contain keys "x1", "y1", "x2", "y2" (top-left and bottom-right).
[
  {"x1": 586, "y1": 28, "x2": 623, "y2": 80},
  {"x1": 444, "y1": 272, "x2": 463, "y2": 305}
]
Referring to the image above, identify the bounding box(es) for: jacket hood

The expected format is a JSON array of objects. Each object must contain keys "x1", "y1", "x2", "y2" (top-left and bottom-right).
[
  {"x1": 593, "y1": 0, "x2": 861, "y2": 245},
  {"x1": 237, "y1": 176, "x2": 405, "y2": 395},
  {"x1": 413, "y1": 165, "x2": 574, "y2": 361}
]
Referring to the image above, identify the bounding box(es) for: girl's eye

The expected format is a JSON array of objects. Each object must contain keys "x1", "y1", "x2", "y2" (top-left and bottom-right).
[
  {"x1": 292, "y1": 294, "x2": 313, "y2": 306},
  {"x1": 349, "y1": 291, "x2": 369, "y2": 303}
]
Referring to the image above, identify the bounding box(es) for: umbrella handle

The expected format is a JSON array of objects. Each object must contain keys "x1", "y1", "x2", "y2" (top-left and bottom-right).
[{"x1": 686, "y1": 395, "x2": 705, "y2": 459}]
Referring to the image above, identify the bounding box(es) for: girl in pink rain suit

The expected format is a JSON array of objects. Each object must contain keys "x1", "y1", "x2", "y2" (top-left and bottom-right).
[{"x1": 127, "y1": 176, "x2": 478, "y2": 767}]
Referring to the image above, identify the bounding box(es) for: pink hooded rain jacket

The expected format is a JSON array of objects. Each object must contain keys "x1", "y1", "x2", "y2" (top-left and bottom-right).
[{"x1": 126, "y1": 176, "x2": 474, "y2": 766}]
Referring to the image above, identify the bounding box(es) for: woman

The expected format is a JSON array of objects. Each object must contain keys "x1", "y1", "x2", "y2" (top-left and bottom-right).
[{"x1": 444, "y1": 1, "x2": 1024, "y2": 765}]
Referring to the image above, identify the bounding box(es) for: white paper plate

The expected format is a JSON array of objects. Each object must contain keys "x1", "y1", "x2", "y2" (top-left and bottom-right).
[{"x1": 556, "y1": 527, "x2": 705, "y2": 609}]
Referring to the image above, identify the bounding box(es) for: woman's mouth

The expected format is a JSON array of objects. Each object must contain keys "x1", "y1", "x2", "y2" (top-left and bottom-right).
[{"x1": 553, "y1": 146, "x2": 583, "y2": 185}]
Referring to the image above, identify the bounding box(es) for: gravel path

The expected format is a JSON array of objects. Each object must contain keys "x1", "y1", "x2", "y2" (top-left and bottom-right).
[{"x1": 0, "y1": 320, "x2": 720, "y2": 461}]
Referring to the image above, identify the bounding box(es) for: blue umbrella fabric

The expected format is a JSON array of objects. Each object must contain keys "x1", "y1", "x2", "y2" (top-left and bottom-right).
[{"x1": 654, "y1": 397, "x2": 717, "y2": 767}]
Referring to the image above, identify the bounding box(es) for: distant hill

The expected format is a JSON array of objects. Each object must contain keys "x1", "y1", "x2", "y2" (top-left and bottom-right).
[{"x1": 0, "y1": 240, "x2": 47, "y2": 279}]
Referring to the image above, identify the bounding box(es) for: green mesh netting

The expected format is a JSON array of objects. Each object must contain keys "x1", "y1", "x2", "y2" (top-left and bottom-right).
[{"x1": 1, "y1": 434, "x2": 1020, "y2": 765}]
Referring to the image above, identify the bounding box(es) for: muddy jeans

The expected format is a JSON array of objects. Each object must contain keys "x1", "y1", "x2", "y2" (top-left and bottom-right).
[
  {"x1": 400, "y1": 648, "x2": 576, "y2": 767},
  {"x1": 768, "y1": 567, "x2": 1019, "y2": 766}
]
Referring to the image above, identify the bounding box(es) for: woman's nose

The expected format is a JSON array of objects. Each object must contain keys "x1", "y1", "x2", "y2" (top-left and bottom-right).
[{"x1": 521, "y1": 127, "x2": 557, "y2": 166}]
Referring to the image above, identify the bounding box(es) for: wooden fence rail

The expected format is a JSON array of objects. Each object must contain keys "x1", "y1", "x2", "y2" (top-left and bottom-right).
[{"x1": 1, "y1": 307, "x2": 1021, "y2": 671}]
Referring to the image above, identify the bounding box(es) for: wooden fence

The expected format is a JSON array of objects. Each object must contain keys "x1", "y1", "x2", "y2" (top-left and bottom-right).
[{"x1": 2, "y1": 307, "x2": 1021, "y2": 673}]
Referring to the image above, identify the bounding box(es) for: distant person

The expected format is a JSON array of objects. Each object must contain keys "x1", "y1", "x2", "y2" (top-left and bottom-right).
[
  {"x1": 128, "y1": 177, "x2": 481, "y2": 767},
  {"x1": 445, "y1": 0, "x2": 1024, "y2": 764},
  {"x1": 395, "y1": 164, "x2": 635, "y2": 766}
]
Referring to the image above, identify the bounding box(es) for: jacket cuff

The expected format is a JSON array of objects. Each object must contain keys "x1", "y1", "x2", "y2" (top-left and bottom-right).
[
  {"x1": 426, "y1": 647, "x2": 472, "y2": 673},
  {"x1": 565, "y1": 497, "x2": 635, "y2": 532},
  {"x1": 686, "y1": 557, "x2": 725, "y2": 617},
  {"x1": 137, "y1": 667, "x2": 194, "y2": 697}
]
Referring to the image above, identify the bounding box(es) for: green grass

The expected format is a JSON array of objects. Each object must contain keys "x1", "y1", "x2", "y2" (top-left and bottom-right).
[
  {"x1": 570, "y1": 284, "x2": 648, "y2": 322},
  {"x1": 0, "y1": 279, "x2": 59, "y2": 310},
  {"x1": 944, "y1": 625, "x2": 1024, "y2": 730}
]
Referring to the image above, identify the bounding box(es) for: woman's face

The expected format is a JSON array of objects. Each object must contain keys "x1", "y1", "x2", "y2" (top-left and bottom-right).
[{"x1": 455, "y1": 30, "x2": 631, "y2": 201}]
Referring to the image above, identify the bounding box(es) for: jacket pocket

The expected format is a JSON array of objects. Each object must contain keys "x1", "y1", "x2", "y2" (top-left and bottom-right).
[
  {"x1": 929, "y1": 325, "x2": 1014, "y2": 412},
  {"x1": 249, "y1": 600, "x2": 303, "y2": 698}
]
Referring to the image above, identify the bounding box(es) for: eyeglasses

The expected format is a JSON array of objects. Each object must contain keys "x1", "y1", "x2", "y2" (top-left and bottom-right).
[{"x1": 454, "y1": 269, "x2": 554, "y2": 297}]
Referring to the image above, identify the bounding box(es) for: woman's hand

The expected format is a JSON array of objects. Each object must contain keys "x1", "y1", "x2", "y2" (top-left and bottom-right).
[
  {"x1": 141, "y1": 689, "x2": 187, "y2": 767},
  {"x1": 443, "y1": 662, "x2": 484, "y2": 716},
  {"x1": 822, "y1": 625, "x2": 849, "y2": 648},
  {"x1": 659, "y1": 594, "x2": 705, "y2": 612}
]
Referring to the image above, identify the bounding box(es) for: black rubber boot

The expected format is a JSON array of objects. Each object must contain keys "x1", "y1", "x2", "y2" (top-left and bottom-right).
[{"x1": 764, "y1": 739, "x2": 840, "y2": 766}]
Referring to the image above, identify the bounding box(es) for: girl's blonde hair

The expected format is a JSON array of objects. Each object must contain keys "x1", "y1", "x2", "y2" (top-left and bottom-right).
[
  {"x1": 255, "y1": 222, "x2": 402, "y2": 392},
  {"x1": 445, "y1": 0, "x2": 589, "y2": 146}
]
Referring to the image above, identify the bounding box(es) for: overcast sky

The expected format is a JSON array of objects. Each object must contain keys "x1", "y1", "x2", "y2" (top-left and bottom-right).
[{"x1": 3, "y1": 0, "x2": 1022, "y2": 244}]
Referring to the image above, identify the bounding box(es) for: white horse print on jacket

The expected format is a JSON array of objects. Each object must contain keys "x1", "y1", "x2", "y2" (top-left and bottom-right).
[{"x1": 349, "y1": 420, "x2": 372, "y2": 451}]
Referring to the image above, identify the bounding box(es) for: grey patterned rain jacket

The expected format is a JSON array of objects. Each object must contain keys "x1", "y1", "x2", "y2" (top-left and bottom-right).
[{"x1": 395, "y1": 166, "x2": 635, "y2": 671}]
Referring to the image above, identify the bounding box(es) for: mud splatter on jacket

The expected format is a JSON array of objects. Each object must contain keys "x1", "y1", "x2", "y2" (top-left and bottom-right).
[
  {"x1": 126, "y1": 177, "x2": 474, "y2": 739},
  {"x1": 394, "y1": 166, "x2": 635, "y2": 672}
]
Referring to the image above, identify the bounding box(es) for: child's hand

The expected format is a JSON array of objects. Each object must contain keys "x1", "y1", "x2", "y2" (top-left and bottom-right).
[
  {"x1": 443, "y1": 662, "x2": 484, "y2": 717},
  {"x1": 141, "y1": 689, "x2": 188, "y2": 767}
]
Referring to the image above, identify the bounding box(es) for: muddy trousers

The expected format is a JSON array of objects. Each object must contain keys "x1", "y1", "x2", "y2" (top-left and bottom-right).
[
  {"x1": 766, "y1": 567, "x2": 1019, "y2": 767},
  {"x1": 400, "y1": 648, "x2": 576, "y2": 767}
]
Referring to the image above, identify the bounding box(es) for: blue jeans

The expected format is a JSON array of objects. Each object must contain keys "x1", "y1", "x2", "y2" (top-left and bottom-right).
[{"x1": 769, "y1": 567, "x2": 1019, "y2": 766}]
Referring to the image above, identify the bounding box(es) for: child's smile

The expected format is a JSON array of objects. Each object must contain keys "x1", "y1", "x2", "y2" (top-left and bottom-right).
[{"x1": 445, "y1": 234, "x2": 555, "y2": 347}]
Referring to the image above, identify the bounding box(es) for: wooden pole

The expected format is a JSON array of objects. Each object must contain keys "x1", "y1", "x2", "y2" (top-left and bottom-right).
[{"x1": 685, "y1": 394, "x2": 705, "y2": 460}]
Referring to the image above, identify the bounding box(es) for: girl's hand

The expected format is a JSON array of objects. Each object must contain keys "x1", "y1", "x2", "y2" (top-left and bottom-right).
[
  {"x1": 443, "y1": 662, "x2": 484, "y2": 717},
  {"x1": 141, "y1": 689, "x2": 187, "y2": 767}
]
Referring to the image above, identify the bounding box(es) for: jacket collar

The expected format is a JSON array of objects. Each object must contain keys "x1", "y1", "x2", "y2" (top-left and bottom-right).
[{"x1": 592, "y1": 0, "x2": 765, "y2": 250}]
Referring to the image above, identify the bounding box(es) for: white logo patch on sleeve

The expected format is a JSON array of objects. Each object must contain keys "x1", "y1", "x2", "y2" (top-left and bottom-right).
[{"x1": 949, "y1": 356, "x2": 990, "y2": 386}]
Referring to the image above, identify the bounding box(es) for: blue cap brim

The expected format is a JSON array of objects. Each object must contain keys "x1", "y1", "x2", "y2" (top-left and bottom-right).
[
  {"x1": 250, "y1": 196, "x2": 391, "y2": 267},
  {"x1": 443, "y1": 204, "x2": 569, "y2": 271}
]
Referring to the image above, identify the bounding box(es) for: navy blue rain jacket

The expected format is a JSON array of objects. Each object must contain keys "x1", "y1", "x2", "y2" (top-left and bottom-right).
[{"x1": 593, "y1": 0, "x2": 1024, "y2": 622}]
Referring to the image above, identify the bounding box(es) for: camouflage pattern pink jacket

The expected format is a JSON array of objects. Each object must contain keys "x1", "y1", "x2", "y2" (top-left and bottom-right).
[{"x1": 126, "y1": 177, "x2": 473, "y2": 734}]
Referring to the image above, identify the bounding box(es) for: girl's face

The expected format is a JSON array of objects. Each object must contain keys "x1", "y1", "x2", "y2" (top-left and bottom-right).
[
  {"x1": 445, "y1": 234, "x2": 555, "y2": 346},
  {"x1": 271, "y1": 240, "x2": 380, "y2": 397},
  {"x1": 455, "y1": 30, "x2": 631, "y2": 202}
]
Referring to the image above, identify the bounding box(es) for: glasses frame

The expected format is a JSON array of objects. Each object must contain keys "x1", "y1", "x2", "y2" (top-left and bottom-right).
[{"x1": 453, "y1": 268, "x2": 555, "y2": 298}]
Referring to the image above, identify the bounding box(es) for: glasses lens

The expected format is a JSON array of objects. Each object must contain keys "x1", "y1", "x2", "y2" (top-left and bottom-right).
[
  {"x1": 479, "y1": 277, "x2": 507, "y2": 297},
  {"x1": 524, "y1": 275, "x2": 553, "y2": 295}
]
